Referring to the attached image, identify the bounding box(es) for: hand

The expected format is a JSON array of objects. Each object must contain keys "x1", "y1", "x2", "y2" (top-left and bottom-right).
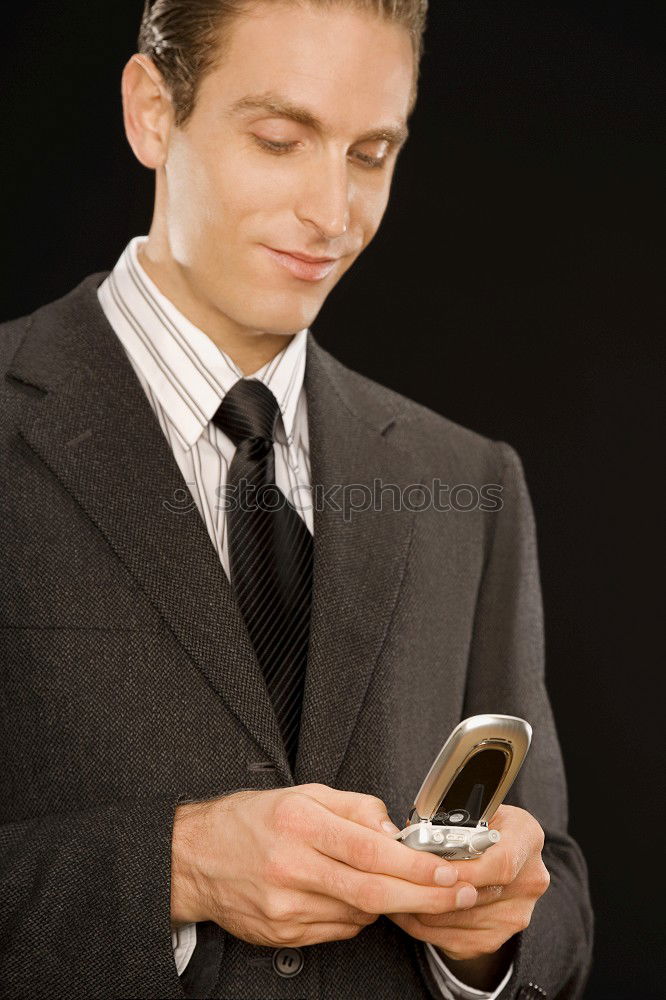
[
  {"x1": 170, "y1": 783, "x2": 477, "y2": 949},
  {"x1": 387, "y1": 805, "x2": 551, "y2": 962}
]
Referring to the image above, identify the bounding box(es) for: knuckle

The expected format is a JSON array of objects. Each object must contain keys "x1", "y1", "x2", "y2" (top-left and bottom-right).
[
  {"x1": 487, "y1": 934, "x2": 508, "y2": 956},
  {"x1": 440, "y1": 938, "x2": 478, "y2": 962},
  {"x1": 412, "y1": 853, "x2": 437, "y2": 883},
  {"x1": 460, "y1": 932, "x2": 498, "y2": 961},
  {"x1": 418, "y1": 889, "x2": 438, "y2": 919},
  {"x1": 479, "y1": 884, "x2": 504, "y2": 904},
  {"x1": 300, "y1": 782, "x2": 328, "y2": 796},
  {"x1": 346, "y1": 922, "x2": 364, "y2": 939},
  {"x1": 404, "y1": 917, "x2": 428, "y2": 942},
  {"x1": 422, "y1": 890, "x2": 448, "y2": 916},
  {"x1": 497, "y1": 849, "x2": 518, "y2": 886},
  {"x1": 532, "y1": 818, "x2": 546, "y2": 851},
  {"x1": 351, "y1": 907, "x2": 379, "y2": 926},
  {"x1": 512, "y1": 908, "x2": 533, "y2": 933},
  {"x1": 262, "y1": 850, "x2": 293, "y2": 889},
  {"x1": 273, "y1": 791, "x2": 309, "y2": 837},
  {"x1": 524, "y1": 861, "x2": 550, "y2": 898},
  {"x1": 355, "y1": 878, "x2": 385, "y2": 914},
  {"x1": 538, "y1": 862, "x2": 551, "y2": 893},
  {"x1": 404, "y1": 887, "x2": 445, "y2": 916},
  {"x1": 456, "y1": 948, "x2": 481, "y2": 961},
  {"x1": 348, "y1": 833, "x2": 379, "y2": 872},
  {"x1": 335, "y1": 923, "x2": 364, "y2": 941},
  {"x1": 320, "y1": 865, "x2": 349, "y2": 903},
  {"x1": 263, "y1": 893, "x2": 294, "y2": 924},
  {"x1": 444, "y1": 948, "x2": 467, "y2": 961},
  {"x1": 271, "y1": 923, "x2": 301, "y2": 945},
  {"x1": 493, "y1": 804, "x2": 510, "y2": 825}
]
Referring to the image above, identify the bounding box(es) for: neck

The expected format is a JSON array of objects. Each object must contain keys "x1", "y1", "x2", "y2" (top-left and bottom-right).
[{"x1": 136, "y1": 237, "x2": 293, "y2": 376}]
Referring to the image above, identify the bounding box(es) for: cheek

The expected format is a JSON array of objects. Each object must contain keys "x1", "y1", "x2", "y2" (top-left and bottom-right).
[
  {"x1": 166, "y1": 135, "x2": 264, "y2": 237},
  {"x1": 350, "y1": 180, "x2": 392, "y2": 248},
  {"x1": 165, "y1": 133, "x2": 210, "y2": 208}
]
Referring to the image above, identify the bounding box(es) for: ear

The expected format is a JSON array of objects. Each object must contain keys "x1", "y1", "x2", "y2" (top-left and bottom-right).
[{"x1": 121, "y1": 53, "x2": 173, "y2": 169}]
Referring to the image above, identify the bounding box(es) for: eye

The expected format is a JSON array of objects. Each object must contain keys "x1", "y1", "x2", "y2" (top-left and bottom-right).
[
  {"x1": 252, "y1": 137, "x2": 298, "y2": 155},
  {"x1": 352, "y1": 151, "x2": 388, "y2": 170},
  {"x1": 252, "y1": 136, "x2": 388, "y2": 170}
]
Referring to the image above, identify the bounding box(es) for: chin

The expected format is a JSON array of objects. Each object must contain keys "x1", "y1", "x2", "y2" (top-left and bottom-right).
[{"x1": 235, "y1": 293, "x2": 326, "y2": 337}]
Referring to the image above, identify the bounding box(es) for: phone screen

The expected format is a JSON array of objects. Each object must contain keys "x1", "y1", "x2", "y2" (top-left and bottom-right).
[{"x1": 434, "y1": 747, "x2": 509, "y2": 825}]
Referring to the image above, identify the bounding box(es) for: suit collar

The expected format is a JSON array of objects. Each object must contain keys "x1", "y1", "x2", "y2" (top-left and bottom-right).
[{"x1": 7, "y1": 272, "x2": 422, "y2": 787}]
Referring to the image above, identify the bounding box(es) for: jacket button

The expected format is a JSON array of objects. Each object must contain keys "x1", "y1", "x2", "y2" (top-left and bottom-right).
[{"x1": 272, "y1": 947, "x2": 304, "y2": 977}]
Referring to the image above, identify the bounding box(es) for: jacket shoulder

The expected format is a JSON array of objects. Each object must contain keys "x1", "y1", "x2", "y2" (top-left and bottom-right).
[
  {"x1": 330, "y1": 355, "x2": 509, "y2": 476},
  {"x1": 0, "y1": 312, "x2": 31, "y2": 377},
  {"x1": 1, "y1": 272, "x2": 110, "y2": 380},
  {"x1": 0, "y1": 282, "x2": 73, "y2": 377}
]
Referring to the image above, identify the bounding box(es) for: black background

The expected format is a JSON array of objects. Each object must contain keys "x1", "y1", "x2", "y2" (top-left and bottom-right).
[{"x1": 2, "y1": 3, "x2": 663, "y2": 997}]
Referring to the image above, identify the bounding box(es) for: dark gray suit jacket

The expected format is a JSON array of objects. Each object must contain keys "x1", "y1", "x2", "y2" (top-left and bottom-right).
[{"x1": 0, "y1": 273, "x2": 593, "y2": 999}]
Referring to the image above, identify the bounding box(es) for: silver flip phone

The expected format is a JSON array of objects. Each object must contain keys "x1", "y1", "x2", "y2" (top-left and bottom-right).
[{"x1": 394, "y1": 714, "x2": 532, "y2": 860}]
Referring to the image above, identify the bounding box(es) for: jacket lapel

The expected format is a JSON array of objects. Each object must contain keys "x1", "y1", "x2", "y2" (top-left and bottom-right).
[
  {"x1": 295, "y1": 334, "x2": 422, "y2": 787},
  {"x1": 7, "y1": 273, "x2": 422, "y2": 789},
  {"x1": 7, "y1": 273, "x2": 289, "y2": 775}
]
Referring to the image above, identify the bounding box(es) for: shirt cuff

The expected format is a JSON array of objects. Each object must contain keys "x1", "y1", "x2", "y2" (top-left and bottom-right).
[
  {"x1": 171, "y1": 922, "x2": 197, "y2": 976},
  {"x1": 424, "y1": 942, "x2": 514, "y2": 1000}
]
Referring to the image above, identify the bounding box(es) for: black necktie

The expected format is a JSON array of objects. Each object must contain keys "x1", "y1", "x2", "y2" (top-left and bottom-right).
[{"x1": 212, "y1": 378, "x2": 313, "y2": 769}]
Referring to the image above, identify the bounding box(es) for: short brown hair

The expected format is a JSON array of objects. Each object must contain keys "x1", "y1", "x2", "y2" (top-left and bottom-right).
[{"x1": 138, "y1": 0, "x2": 428, "y2": 127}]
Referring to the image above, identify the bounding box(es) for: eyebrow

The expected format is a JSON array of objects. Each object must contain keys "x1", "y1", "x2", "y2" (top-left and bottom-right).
[{"x1": 227, "y1": 91, "x2": 410, "y2": 149}]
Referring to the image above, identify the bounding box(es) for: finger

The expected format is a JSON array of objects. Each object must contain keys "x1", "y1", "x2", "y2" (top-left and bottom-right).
[
  {"x1": 288, "y1": 922, "x2": 371, "y2": 947},
  {"x1": 472, "y1": 883, "x2": 506, "y2": 906},
  {"x1": 397, "y1": 917, "x2": 518, "y2": 961},
  {"x1": 312, "y1": 808, "x2": 460, "y2": 887},
  {"x1": 299, "y1": 783, "x2": 403, "y2": 835},
  {"x1": 292, "y1": 792, "x2": 459, "y2": 888},
  {"x1": 285, "y1": 889, "x2": 379, "y2": 928},
  {"x1": 406, "y1": 895, "x2": 536, "y2": 939},
  {"x1": 458, "y1": 854, "x2": 549, "y2": 903},
  {"x1": 412, "y1": 885, "x2": 506, "y2": 916},
  {"x1": 416, "y1": 896, "x2": 507, "y2": 929},
  {"x1": 456, "y1": 805, "x2": 544, "y2": 887},
  {"x1": 268, "y1": 840, "x2": 472, "y2": 916},
  {"x1": 455, "y1": 839, "x2": 528, "y2": 889},
  {"x1": 311, "y1": 853, "x2": 478, "y2": 916},
  {"x1": 466, "y1": 849, "x2": 549, "y2": 902}
]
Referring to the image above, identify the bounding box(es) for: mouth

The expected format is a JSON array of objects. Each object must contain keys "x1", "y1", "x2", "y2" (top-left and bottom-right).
[{"x1": 261, "y1": 245, "x2": 339, "y2": 282}]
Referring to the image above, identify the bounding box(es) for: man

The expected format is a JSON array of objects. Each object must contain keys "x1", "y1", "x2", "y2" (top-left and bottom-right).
[{"x1": 0, "y1": 1, "x2": 593, "y2": 997}]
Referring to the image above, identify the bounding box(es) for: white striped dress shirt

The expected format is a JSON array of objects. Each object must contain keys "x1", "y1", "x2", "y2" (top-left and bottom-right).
[{"x1": 96, "y1": 236, "x2": 509, "y2": 1000}]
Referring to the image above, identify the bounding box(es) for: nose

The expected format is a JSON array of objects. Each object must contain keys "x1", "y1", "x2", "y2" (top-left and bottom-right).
[{"x1": 295, "y1": 153, "x2": 351, "y2": 240}]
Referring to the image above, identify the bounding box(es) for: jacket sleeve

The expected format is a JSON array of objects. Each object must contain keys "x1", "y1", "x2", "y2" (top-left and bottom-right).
[
  {"x1": 417, "y1": 441, "x2": 593, "y2": 1000},
  {"x1": 0, "y1": 796, "x2": 188, "y2": 999}
]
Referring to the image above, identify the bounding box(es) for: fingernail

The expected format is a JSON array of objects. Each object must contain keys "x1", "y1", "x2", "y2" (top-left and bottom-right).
[
  {"x1": 434, "y1": 866, "x2": 457, "y2": 887},
  {"x1": 456, "y1": 886, "x2": 477, "y2": 909},
  {"x1": 381, "y1": 819, "x2": 401, "y2": 835}
]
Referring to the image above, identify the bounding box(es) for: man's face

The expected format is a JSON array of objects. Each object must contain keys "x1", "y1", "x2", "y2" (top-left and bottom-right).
[{"x1": 162, "y1": 2, "x2": 414, "y2": 336}]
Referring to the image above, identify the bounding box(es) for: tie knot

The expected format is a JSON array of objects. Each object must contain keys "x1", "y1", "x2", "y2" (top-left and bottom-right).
[{"x1": 212, "y1": 378, "x2": 280, "y2": 447}]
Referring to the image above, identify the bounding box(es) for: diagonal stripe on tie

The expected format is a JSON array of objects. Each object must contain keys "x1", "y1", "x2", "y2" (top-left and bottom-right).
[{"x1": 212, "y1": 377, "x2": 313, "y2": 769}]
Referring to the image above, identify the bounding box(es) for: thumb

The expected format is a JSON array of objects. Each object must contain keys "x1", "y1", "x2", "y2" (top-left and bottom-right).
[{"x1": 298, "y1": 782, "x2": 401, "y2": 836}]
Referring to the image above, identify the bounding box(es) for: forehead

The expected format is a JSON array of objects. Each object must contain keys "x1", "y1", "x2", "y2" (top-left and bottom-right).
[{"x1": 201, "y1": 2, "x2": 414, "y2": 128}]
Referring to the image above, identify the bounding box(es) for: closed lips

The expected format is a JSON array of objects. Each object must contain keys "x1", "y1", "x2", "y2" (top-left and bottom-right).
[{"x1": 273, "y1": 249, "x2": 338, "y2": 262}]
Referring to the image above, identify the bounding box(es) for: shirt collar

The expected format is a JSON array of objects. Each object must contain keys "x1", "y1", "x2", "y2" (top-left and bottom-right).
[{"x1": 99, "y1": 236, "x2": 308, "y2": 451}]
